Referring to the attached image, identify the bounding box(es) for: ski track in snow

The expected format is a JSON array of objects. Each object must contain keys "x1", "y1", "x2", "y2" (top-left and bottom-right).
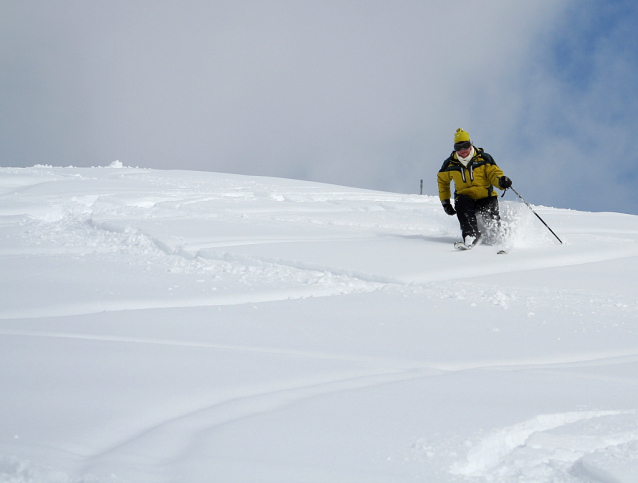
[
  {"x1": 4, "y1": 325, "x2": 638, "y2": 481},
  {"x1": 4, "y1": 328, "x2": 638, "y2": 373},
  {"x1": 1, "y1": 167, "x2": 638, "y2": 320},
  {"x1": 80, "y1": 369, "x2": 436, "y2": 474},
  {"x1": 7, "y1": 325, "x2": 638, "y2": 483}
]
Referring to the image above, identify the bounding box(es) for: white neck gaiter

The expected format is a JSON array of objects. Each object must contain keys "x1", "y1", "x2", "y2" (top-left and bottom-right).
[{"x1": 457, "y1": 146, "x2": 475, "y2": 167}]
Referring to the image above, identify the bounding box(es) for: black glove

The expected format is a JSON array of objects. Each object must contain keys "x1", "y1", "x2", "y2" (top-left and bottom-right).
[
  {"x1": 442, "y1": 199, "x2": 456, "y2": 216},
  {"x1": 499, "y1": 176, "x2": 512, "y2": 189}
]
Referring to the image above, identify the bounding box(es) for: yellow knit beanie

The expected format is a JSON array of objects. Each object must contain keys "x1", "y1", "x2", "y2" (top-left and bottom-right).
[{"x1": 454, "y1": 128, "x2": 470, "y2": 144}]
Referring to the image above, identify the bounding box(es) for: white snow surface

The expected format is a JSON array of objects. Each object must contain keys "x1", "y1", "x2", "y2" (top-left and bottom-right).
[{"x1": 1, "y1": 165, "x2": 638, "y2": 483}]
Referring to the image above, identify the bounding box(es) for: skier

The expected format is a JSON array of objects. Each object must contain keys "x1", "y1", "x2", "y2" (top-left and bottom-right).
[{"x1": 437, "y1": 128, "x2": 512, "y2": 248}]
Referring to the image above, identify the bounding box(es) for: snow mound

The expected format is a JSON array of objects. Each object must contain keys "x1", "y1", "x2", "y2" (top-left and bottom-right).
[{"x1": 451, "y1": 411, "x2": 638, "y2": 482}]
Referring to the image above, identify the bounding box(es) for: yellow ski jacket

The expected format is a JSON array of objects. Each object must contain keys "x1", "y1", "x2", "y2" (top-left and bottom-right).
[{"x1": 437, "y1": 147, "x2": 505, "y2": 202}]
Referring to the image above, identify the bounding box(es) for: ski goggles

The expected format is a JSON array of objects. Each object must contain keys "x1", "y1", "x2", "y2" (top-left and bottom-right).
[{"x1": 454, "y1": 141, "x2": 472, "y2": 152}]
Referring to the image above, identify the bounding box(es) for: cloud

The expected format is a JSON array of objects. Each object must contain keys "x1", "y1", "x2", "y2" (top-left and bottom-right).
[
  {"x1": 476, "y1": 0, "x2": 638, "y2": 214},
  {"x1": 8, "y1": 0, "x2": 637, "y2": 216}
]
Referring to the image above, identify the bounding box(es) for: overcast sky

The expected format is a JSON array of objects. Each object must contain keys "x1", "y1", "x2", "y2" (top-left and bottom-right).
[{"x1": 2, "y1": 1, "x2": 637, "y2": 214}]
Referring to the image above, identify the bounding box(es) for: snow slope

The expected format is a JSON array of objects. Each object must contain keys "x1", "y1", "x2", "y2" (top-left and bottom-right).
[{"x1": 1, "y1": 165, "x2": 638, "y2": 483}]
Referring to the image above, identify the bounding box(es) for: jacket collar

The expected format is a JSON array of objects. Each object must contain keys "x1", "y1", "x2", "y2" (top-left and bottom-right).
[{"x1": 451, "y1": 147, "x2": 483, "y2": 163}]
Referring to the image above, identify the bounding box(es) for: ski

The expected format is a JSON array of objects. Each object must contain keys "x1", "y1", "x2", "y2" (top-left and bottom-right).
[{"x1": 455, "y1": 241, "x2": 508, "y2": 254}]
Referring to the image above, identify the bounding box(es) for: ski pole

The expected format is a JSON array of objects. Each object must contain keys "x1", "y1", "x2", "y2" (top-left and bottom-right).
[{"x1": 509, "y1": 186, "x2": 563, "y2": 245}]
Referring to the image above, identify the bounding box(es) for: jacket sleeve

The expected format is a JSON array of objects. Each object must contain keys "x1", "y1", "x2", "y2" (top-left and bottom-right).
[
  {"x1": 437, "y1": 157, "x2": 454, "y2": 201},
  {"x1": 486, "y1": 164, "x2": 505, "y2": 189},
  {"x1": 437, "y1": 170, "x2": 452, "y2": 201},
  {"x1": 482, "y1": 153, "x2": 505, "y2": 189}
]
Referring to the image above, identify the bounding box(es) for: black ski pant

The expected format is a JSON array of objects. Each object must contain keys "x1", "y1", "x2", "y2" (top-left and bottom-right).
[{"x1": 454, "y1": 194, "x2": 501, "y2": 240}]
